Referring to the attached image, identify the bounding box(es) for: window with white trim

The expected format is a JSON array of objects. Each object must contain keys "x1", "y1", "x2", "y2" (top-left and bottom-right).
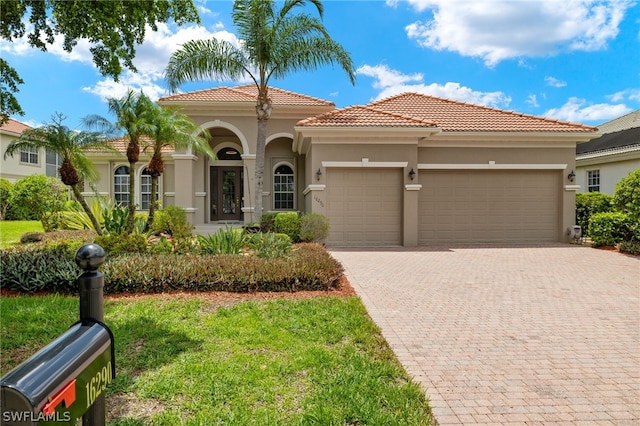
[
  {"x1": 273, "y1": 164, "x2": 294, "y2": 210},
  {"x1": 46, "y1": 149, "x2": 62, "y2": 177},
  {"x1": 20, "y1": 146, "x2": 38, "y2": 164},
  {"x1": 114, "y1": 166, "x2": 130, "y2": 206},
  {"x1": 140, "y1": 168, "x2": 153, "y2": 210},
  {"x1": 587, "y1": 170, "x2": 600, "y2": 192}
]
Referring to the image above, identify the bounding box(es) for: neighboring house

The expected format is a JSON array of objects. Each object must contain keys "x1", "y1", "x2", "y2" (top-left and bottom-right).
[
  {"x1": 86, "y1": 85, "x2": 599, "y2": 246},
  {"x1": 0, "y1": 118, "x2": 63, "y2": 182},
  {"x1": 576, "y1": 110, "x2": 640, "y2": 194}
]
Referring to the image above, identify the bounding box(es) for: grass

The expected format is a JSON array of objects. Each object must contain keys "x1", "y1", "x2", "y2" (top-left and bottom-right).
[
  {"x1": 0, "y1": 220, "x2": 42, "y2": 248},
  {"x1": 0, "y1": 295, "x2": 434, "y2": 425}
]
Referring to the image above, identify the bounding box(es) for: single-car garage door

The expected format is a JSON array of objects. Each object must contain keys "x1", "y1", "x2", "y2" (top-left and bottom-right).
[
  {"x1": 327, "y1": 169, "x2": 402, "y2": 246},
  {"x1": 419, "y1": 170, "x2": 560, "y2": 244}
]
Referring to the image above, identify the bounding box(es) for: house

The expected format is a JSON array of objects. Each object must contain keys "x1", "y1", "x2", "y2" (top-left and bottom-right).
[
  {"x1": 575, "y1": 110, "x2": 640, "y2": 194},
  {"x1": 86, "y1": 85, "x2": 599, "y2": 246}
]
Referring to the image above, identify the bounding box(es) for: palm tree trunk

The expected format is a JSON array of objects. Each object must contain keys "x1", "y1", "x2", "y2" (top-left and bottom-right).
[
  {"x1": 146, "y1": 175, "x2": 159, "y2": 232},
  {"x1": 127, "y1": 160, "x2": 136, "y2": 234},
  {"x1": 72, "y1": 184, "x2": 103, "y2": 235}
]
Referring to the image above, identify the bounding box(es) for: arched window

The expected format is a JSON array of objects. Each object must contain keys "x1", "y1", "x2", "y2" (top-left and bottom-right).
[
  {"x1": 140, "y1": 168, "x2": 153, "y2": 210},
  {"x1": 273, "y1": 164, "x2": 294, "y2": 210},
  {"x1": 216, "y1": 147, "x2": 242, "y2": 160},
  {"x1": 114, "y1": 166, "x2": 130, "y2": 206}
]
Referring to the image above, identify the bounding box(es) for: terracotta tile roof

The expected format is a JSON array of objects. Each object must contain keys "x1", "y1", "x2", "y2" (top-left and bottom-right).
[
  {"x1": 160, "y1": 85, "x2": 334, "y2": 106},
  {"x1": 297, "y1": 105, "x2": 437, "y2": 127},
  {"x1": 0, "y1": 118, "x2": 31, "y2": 135},
  {"x1": 90, "y1": 135, "x2": 175, "y2": 154},
  {"x1": 367, "y1": 93, "x2": 597, "y2": 133}
]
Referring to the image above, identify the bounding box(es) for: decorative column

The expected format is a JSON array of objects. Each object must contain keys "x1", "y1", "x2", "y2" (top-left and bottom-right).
[{"x1": 172, "y1": 153, "x2": 198, "y2": 224}]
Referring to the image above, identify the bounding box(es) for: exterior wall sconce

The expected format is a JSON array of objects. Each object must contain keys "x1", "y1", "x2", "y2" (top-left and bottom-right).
[
  {"x1": 316, "y1": 168, "x2": 322, "y2": 181},
  {"x1": 568, "y1": 170, "x2": 575, "y2": 182},
  {"x1": 408, "y1": 168, "x2": 416, "y2": 180}
]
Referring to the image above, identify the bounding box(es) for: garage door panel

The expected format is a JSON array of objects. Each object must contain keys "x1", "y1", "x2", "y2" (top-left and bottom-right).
[
  {"x1": 327, "y1": 169, "x2": 402, "y2": 246},
  {"x1": 419, "y1": 171, "x2": 559, "y2": 244}
]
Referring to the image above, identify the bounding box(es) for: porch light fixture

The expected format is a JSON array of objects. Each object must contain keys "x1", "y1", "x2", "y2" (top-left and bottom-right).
[
  {"x1": 316, "y1": 168, "x2": 322, "y2": 181},
  {"x1": 568, "y1": 170, "x2": 575, "y2": 182},
  {"x1": 408, "y1": 168, "x2": 416, "y2": 180}
]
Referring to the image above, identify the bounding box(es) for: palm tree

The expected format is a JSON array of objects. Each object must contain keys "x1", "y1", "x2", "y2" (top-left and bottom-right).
[
  {"x1": 144, "y1": 105, "x2": 215, "y2": 230},
  {"x1": 3, "y1": 112, "x2": 117, "y2": 234},
  {"x1": 84, "y1": 90, "x2": 157, "y2": 233},
  {"x1": 164, "y1": 0, "x2": 355, "y2": 222}
]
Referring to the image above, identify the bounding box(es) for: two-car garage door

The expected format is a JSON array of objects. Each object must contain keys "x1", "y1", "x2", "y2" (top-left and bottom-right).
[{"x1": 419, "y1": 170, "x2": 560, "y2": 244}]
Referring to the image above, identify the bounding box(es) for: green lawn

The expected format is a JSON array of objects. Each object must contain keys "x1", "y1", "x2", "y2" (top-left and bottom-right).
[
  {"x1": 0, "y1": 295, "x2": 434, "y2": 425},
  {"x1": 0, "y1": 220, "x2": 42, "y2": 248}
]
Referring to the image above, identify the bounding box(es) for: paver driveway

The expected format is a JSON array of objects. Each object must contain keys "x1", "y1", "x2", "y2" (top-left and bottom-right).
[{"x1": 330, "y1": 244, "x2": 639, "y2": 425}]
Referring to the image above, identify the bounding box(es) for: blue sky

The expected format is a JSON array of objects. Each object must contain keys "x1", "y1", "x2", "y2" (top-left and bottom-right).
[{"x1": 2, "y1": 0, "x2": 639, "y2": 130}]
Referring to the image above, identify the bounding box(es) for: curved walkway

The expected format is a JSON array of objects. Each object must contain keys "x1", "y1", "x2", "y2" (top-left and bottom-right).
[{"x1": 330, "y1": 244, "x2": 639, "y2": 425}]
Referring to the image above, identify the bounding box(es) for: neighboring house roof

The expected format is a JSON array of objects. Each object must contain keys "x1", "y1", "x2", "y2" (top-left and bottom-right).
[
  {"x1": 366, "y1": 93, "x2": 596, "y2": 132},
  {"x1": 0, "y1": 118, "x2": 30, "y2": 135},
  {"x1": 576, "y1": 111, "x2": 640, "y2": 159},
  {"x1": 297, "y1": 105, "x2": 437, "y2": 127},
  {"x1": 160, "y1": 85, "x2": 335, "y2": 107},
  {"x1": 596, "y1": 110, "x2": 640, "y2": 134}
]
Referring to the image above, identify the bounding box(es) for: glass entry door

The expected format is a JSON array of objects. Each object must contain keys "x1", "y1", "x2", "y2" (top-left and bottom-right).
[{"x1": 210, "y1": 166, "x2": 243, "y2": 221}]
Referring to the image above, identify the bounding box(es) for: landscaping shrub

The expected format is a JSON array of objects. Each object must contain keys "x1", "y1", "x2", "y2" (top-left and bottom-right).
[
  {"x1": 197, "y1": 227, "x2": 248, "y2": 255},
  {"x1": 274, "y1": 212, "x2": 301, "y2": 242},
  {"x1": 249, "y1": 232, "x2": 292, "y2": 258},
  {"x1": 618, "y1": 240, "x2": 640, "y2": 255},
  {"x1": 101, "y1": 243, "x2": 343, "y2": 293},
  {"x1": 20, "y1": 231, "x2": 45, "y2": 243},
  {"x1": 613, "y1": 169, "x2": 640, "y2": 219},
  {"x1": 151, "y1": 206, "x2": 193, "y2": 239},
  {"x1": 299, "y1": 212, "x2": 330, "y2": 242},
  {"x1": 94, "y1": 234, "x2": 148, "y2": 256},
  {"x1": 576, "y1": 192, "x2": 614, "y2": 237},
  {"x1": 9, "y1": 175, "x2": 67, "y2": 230},
  {"x1": 588, "y1": 212, "x2": 632, "y2": 247},
  {"x1": 0, "y1": 243, "x2": 81, "y2": 293},
  {"x1": 259, "y1": 212, "x2": 278, "y2": 232},
  {"x1": 0, "y1": 178, "x2": 12, "y2": 220}
]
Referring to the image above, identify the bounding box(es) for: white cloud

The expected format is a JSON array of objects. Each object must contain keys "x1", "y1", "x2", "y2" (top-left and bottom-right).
[
  {"x1": 526, "y1": 94, "x2": 540, "y2": 108},
  {"x1": 607, "y1": 88, "x2": 640, "y2": 102},
  {"x1": 82, "y1": 70, "x2": 169, "y2": 102},
  {"x1": 544, "y1": 97, "x2": 632, "y2": 122},
  {"x1": 401, "y1": 0, "x2": 633, "y2": 66},
  {"x1": 545, "y1": 76, "x2": 567, "y2": 88},
  {"x1": 356, "y1": 64, "x2": 511, "y2": 108}
]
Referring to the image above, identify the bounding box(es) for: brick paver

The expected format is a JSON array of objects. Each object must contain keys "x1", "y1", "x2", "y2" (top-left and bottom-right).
[{"x1": 330, "y1": 244, "x2": 639, "y2": 425}]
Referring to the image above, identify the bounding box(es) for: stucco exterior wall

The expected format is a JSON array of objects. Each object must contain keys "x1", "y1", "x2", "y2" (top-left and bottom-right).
[{"x1": 0, "y1": 136, "x2": 47, "y2": 181}]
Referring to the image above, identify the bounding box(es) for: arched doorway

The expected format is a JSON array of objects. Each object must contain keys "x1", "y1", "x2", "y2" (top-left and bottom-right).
[{"x1": 210, "y1": 147, "x2": 243, "y2": 221}]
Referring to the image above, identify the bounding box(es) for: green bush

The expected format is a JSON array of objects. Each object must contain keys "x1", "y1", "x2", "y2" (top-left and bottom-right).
[
  {"x1": 0, "y1": 178, "x2": 13, "y2": 220},
  {"x1": 249, "y1": 232, "x2": 292, "y2": 258},
  {"x1": 259, "y1": 212, "x2": 278, "y2": 232},
  {"x1": 613, "y1": 169, "x2": 640, "y2": 220},
  {"x1": 618, "y1": 240, "x2": 640, "y2": 255},
  {"x1": 274, "y1": 212, "x2": 301, "y2": 242},
  {"x1": 588, "y1": 212, "x2": 632, "y2": 247},
  {"x1": 576, "y1": 192, "x2": 614, "y2": 237},
  {"x1": 9, "y1": 175, "x2": 67, "y2": 230},
  {"x1": 0, "y1": 243, "x2": 81, "y2": 293},
  {"x1": 94, "y1": 233, "x2": 148, "y2": 256},
  {"x1": 101, "y1": 243, "x2": 343, "y2": 294},
  {"x1": 20, "y1": 231, "x2": 45, "y2": 243},
  {"x1": 197, "y1": 227, "x2": 248, "y2": 255},
  {"x1": 299, "y1": 213, "x2": 330, "y2": 242},
  {"x1": 151, "y1": 206, "x2": 193, "y2": 239}
]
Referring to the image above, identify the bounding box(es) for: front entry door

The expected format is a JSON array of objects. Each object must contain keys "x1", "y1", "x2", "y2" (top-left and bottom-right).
[{"x1": 210, "y1": 166, "x2": 243, "y2": 221}]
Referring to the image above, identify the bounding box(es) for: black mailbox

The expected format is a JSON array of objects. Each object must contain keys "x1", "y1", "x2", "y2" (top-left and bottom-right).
[{"x1": 1, "y1": 320, "x2": 115, "y2": 425}]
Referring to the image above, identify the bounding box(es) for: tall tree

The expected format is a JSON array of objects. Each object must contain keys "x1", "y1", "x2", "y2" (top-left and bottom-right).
[
  {"x1": 3, "y1": 112, "x2": 117, "y2": 234},
  {"x1": 145, "y1": 105, "x2": 215, "y2": 230},
  {"x1": 164, "y1": 0, "x2": 355, "y2": 222},
  {"x1": 84, "y1": 90, "x2": 157, "y2": 234},
  {"x1": 0, "y1": 0, "x2": 200, "y2": 124}
]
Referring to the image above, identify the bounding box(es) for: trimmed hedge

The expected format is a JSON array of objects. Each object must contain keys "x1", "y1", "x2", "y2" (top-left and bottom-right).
[
  {"x1": 101, "y1": 243, "x2": 342, "y2": 293},
  {"x1": 576, "y1": 192, "x2": 614, "y2": 237},
  {"x1": 588, "y1": 212, "x2": 633, "y2": 247},
  {"x1": 273, "y1": 212, "x2": 301, "y2": 242},
  {"x1": 1, "y1": 243, "x2": 344, "y2": 294}
]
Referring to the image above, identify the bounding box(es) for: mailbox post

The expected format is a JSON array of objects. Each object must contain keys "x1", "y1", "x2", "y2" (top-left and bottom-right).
[{"x1": 0, "y1": 244, "x2": 113, "y2": 426}]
